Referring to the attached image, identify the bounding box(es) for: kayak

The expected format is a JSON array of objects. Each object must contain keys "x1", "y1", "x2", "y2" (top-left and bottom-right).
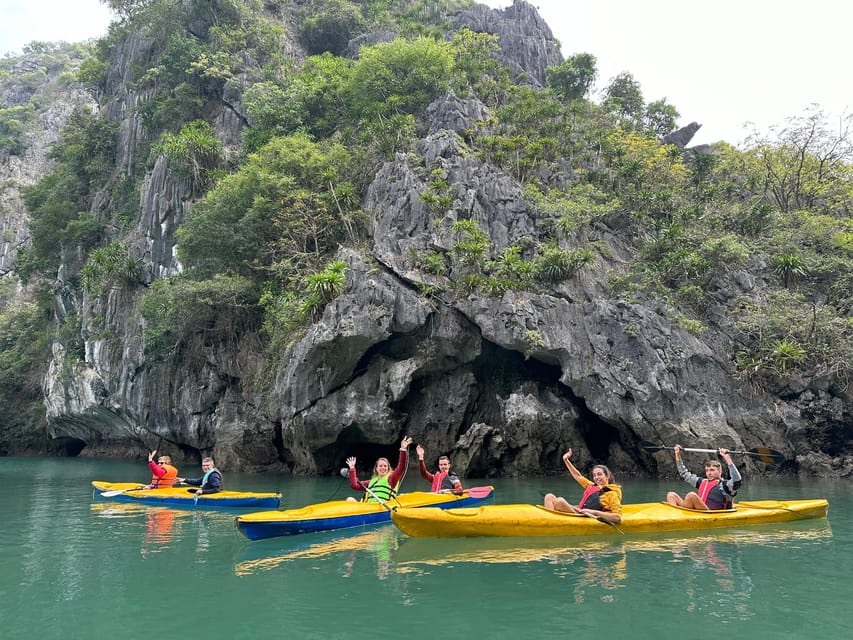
[
  {"x1": 235, "y1": 486, "x2": 494, "y2": 540},
  {"x1": 91, "y1": 481, "x2": 282, "y2": 509},
  {"x1": 390, "y1": 499, "x2": 828, "y2": 538}
]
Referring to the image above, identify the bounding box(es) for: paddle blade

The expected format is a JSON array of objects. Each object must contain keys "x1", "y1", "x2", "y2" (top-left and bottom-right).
[
  {"x1": 464, "y1": 486, "x2": 493, "y2": 499},
  {"x1": 639, "y1": 441, "x2": 668, "y2": 453},
  {"x1": 100, "y1": 486, "x2": 143, "y2": 497},
  {"x1": 746, "y1": 447, "x2": 787, "y2": 465}
]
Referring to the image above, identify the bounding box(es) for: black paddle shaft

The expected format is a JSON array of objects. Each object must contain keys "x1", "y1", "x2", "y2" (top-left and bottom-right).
[{"x1": 638, "y1": 441, "x2": 786, "y2": 464}]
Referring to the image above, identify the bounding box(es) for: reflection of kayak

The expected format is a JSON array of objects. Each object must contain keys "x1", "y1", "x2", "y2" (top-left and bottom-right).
[
  {"x1": 235, "y1": 487, "x2": 494, "y2": 540},
  {"x1": 235, "y1": 528, "x2": 397, "y2": 576},
  {"x1": 394, "y1": 519, "x2": 833, "y2": 565},
  {"x1": 390, "y1": 499, "x2": 829, "y2": 538},
  {"x1": 92, "y1": 481, "x2": 282, "y2": 509}
]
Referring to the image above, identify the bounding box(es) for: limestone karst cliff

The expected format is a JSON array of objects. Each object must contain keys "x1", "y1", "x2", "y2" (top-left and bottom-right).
[{"x1": 1, "y1": 1, "x2": 850, "y2": 478}]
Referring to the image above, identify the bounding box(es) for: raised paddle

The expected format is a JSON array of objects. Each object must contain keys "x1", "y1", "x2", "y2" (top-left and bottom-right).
[{"x1": 639, "y1": 441, "x2": 786, "y2": 465}]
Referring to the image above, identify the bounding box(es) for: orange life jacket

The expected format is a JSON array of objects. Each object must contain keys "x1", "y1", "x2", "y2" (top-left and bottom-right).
[{"x1": 150, "y1": 464, "x2": 178, "y2": 488}]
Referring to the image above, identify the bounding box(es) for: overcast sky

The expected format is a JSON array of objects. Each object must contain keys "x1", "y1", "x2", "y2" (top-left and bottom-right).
[
  {"x1": 0, "y1": 0, "x2": 113, "y2": 54},
  {"x1": 2, "y1": 0, "x2": 849, "y2": 147},
  {"x1": 484, "y1": 0, "x2": 850, "y2": 146}
]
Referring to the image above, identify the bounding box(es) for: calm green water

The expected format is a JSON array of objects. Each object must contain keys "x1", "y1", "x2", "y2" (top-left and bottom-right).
[{"x1": 1, "y1": 457, "x2": 850, "y2": 639}]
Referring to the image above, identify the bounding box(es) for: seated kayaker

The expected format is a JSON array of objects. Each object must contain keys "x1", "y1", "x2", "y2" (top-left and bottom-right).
[
  {"x1": 143, "y1": 450, "x2": 178, "y2": 489},
  {"x1": 176, "y1": 457, "x2": 222, "y2": 496},
  {"x1": 345, "y1": 436, "x2": 412, "y2": 503},
  {"x1": 416, "y1": 445, "x2": 463, "y2": 494},
  {"x1": 665, "y1": 444, "x2": 742, "y2": 510},
  {"x1": 543, "y1": 448, "x2": 622, "y2": 524}
]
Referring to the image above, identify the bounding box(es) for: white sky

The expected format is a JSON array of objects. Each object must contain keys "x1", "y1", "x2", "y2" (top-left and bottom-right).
[
  {"x1": 1, "y1": 0, "x2": 849, "y2": 147},
  {"x1": 485, "y1": 0, "x2": 851, "y2": 146},
  {"x1": 0, "y1": 0, "x2": 113, "y2": 54}
]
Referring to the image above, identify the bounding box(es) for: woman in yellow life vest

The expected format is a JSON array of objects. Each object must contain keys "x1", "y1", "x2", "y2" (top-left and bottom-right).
[
  {"x1": 144, "y1": 450, "x2": 178, "y2": 489},
  {"x1": 543, "y1": 448, "x2": 623, "y2": 524},
  {"x1": 346, "y1": 437, "x2": 412, "y2": 503}
]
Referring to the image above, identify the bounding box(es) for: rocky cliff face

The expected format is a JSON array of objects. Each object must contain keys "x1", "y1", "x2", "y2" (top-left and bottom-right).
[
  {"x1": 1, "y1": 54, "x2": 96, "y2": 277},
  {"x1": 6, "y1": 2, "x2": 851, "y2": 478}
]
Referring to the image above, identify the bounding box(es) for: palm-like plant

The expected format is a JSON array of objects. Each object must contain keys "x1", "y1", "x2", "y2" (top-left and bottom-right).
[{"x1": 773, "y1": 252, "x2": 808, "y2": 288}]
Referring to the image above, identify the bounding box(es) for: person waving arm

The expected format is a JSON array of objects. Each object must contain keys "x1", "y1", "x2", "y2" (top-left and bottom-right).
[{"x1": 561, "y1": 449, "x2": 587, "y2": 487}]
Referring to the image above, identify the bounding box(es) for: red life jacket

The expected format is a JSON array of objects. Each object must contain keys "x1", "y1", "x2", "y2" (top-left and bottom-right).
[
  {"x1": 578, "y1": 484, "x2": 602, "y2": 510},
  {"x1": 697, "y1": 478, "x2": 732, "y2": 509},
  {"x1": 430, "y1": 471, "x2": 448, "y2": 492}
]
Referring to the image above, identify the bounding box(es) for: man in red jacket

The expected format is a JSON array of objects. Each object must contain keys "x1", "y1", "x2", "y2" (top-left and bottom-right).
[{"x1": 416, "y1": 445, "x2": 464, "y2": 494}]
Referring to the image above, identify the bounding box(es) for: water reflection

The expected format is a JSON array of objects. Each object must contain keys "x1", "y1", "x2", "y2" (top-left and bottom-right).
[
  {"x1": 670, "y1": 540, "x2": 753, "y2": 617},
  {"x1": 144, "y1": 510, "x2": 177, "y2": 546},
  {"x1": 234, "y1": 520, "x2": 832, "y2": 581},
  {"x1": 89, "y1": 502, "x2": 230, "y2": 558},
  {"x1": 234, "y1": 527, "x2": 399, "y2": 578},
  {"x1": 393, "y1": 520, "x2": 833, "y2": 566}
]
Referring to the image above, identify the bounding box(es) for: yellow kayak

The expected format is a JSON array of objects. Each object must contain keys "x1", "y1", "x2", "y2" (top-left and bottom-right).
[
  {"x1": 390, "y1": 499, "x2": 829, "y2": 538},
  {"x1": 92, "y1": 481, "x2": 281, "y2": 509}
]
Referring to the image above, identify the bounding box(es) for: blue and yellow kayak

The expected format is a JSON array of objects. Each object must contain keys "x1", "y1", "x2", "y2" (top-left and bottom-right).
[
  {"x1": 235, "y1": 486, "x2": 494, "y2": 540},
  {"x1": 390, "y1": 499, "x2": 828, "y2": 538},
  {"x1": 92, "y1": 481, "x2": 282, "y2": 509}
]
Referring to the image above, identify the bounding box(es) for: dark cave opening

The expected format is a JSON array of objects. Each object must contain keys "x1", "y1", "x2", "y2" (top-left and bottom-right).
[
  {"x1": 315, "y1": 424, "x2": 410, "y2": 476},
  {"x1": 55, "y1": 437, "x2": 86, "y2": 457},
  {"x1": 333, "y1": 327, "x2": 627, "y2": 474},
  {"x1": 470, "y1": 341, "x2": 622, "y2": 462}
]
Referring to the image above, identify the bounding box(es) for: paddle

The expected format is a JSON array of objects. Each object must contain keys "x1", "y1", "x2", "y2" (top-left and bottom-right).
[
  {"x1": 363, "y1": 483, "x2": 394, "y2": 511},
  {"x1": 101, "y1": 481, "x2": 189, "y2": 497},
  {"x1": 639, "y1": 441, "x2": 786, "y2": 465},
  {"x1": 100, "y1": 486, "x2": 144, "y2": 497},
  {"x1": 436, "y1": 485, "x2": 493, "y2": 498},
  {"x1": 461, "y1": 486, "x2": 493, "y2": 499},
  {"x1": 536, "y1": 503, "x2": 624, "y2": 534}
]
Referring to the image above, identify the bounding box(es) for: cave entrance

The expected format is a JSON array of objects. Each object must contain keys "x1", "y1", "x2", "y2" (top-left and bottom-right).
[{"x1": 315, "y1": 424, "x2": 407, "y2": 475}]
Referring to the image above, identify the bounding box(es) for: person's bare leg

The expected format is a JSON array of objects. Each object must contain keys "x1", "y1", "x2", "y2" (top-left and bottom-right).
[
  {"x1": 548, "y1": 496, "x2": 579, "y2": 513},
  {"x1": 682, "y1": 492, "x2": 709, "y2": 510},
  {"x1": 666, "y1": 491, "x2": 684, "y2": 506}
]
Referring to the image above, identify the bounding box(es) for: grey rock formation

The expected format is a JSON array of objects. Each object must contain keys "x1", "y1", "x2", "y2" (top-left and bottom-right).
[
  {"x1": 425, "y1": 91, "x2": 492, "y2": 135},
  {"x1": 345, "y1": 31, "x2": 398, "y2": 58},
  {"x1": 1, "y1": 62, "x2": 95, "y2": 276},
  {"x1": 663, "y1": 121, "x2": 702, "y2": 148},
  {"x1": 454, "y1": 1, "x2": 563, "y2": 87}
]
